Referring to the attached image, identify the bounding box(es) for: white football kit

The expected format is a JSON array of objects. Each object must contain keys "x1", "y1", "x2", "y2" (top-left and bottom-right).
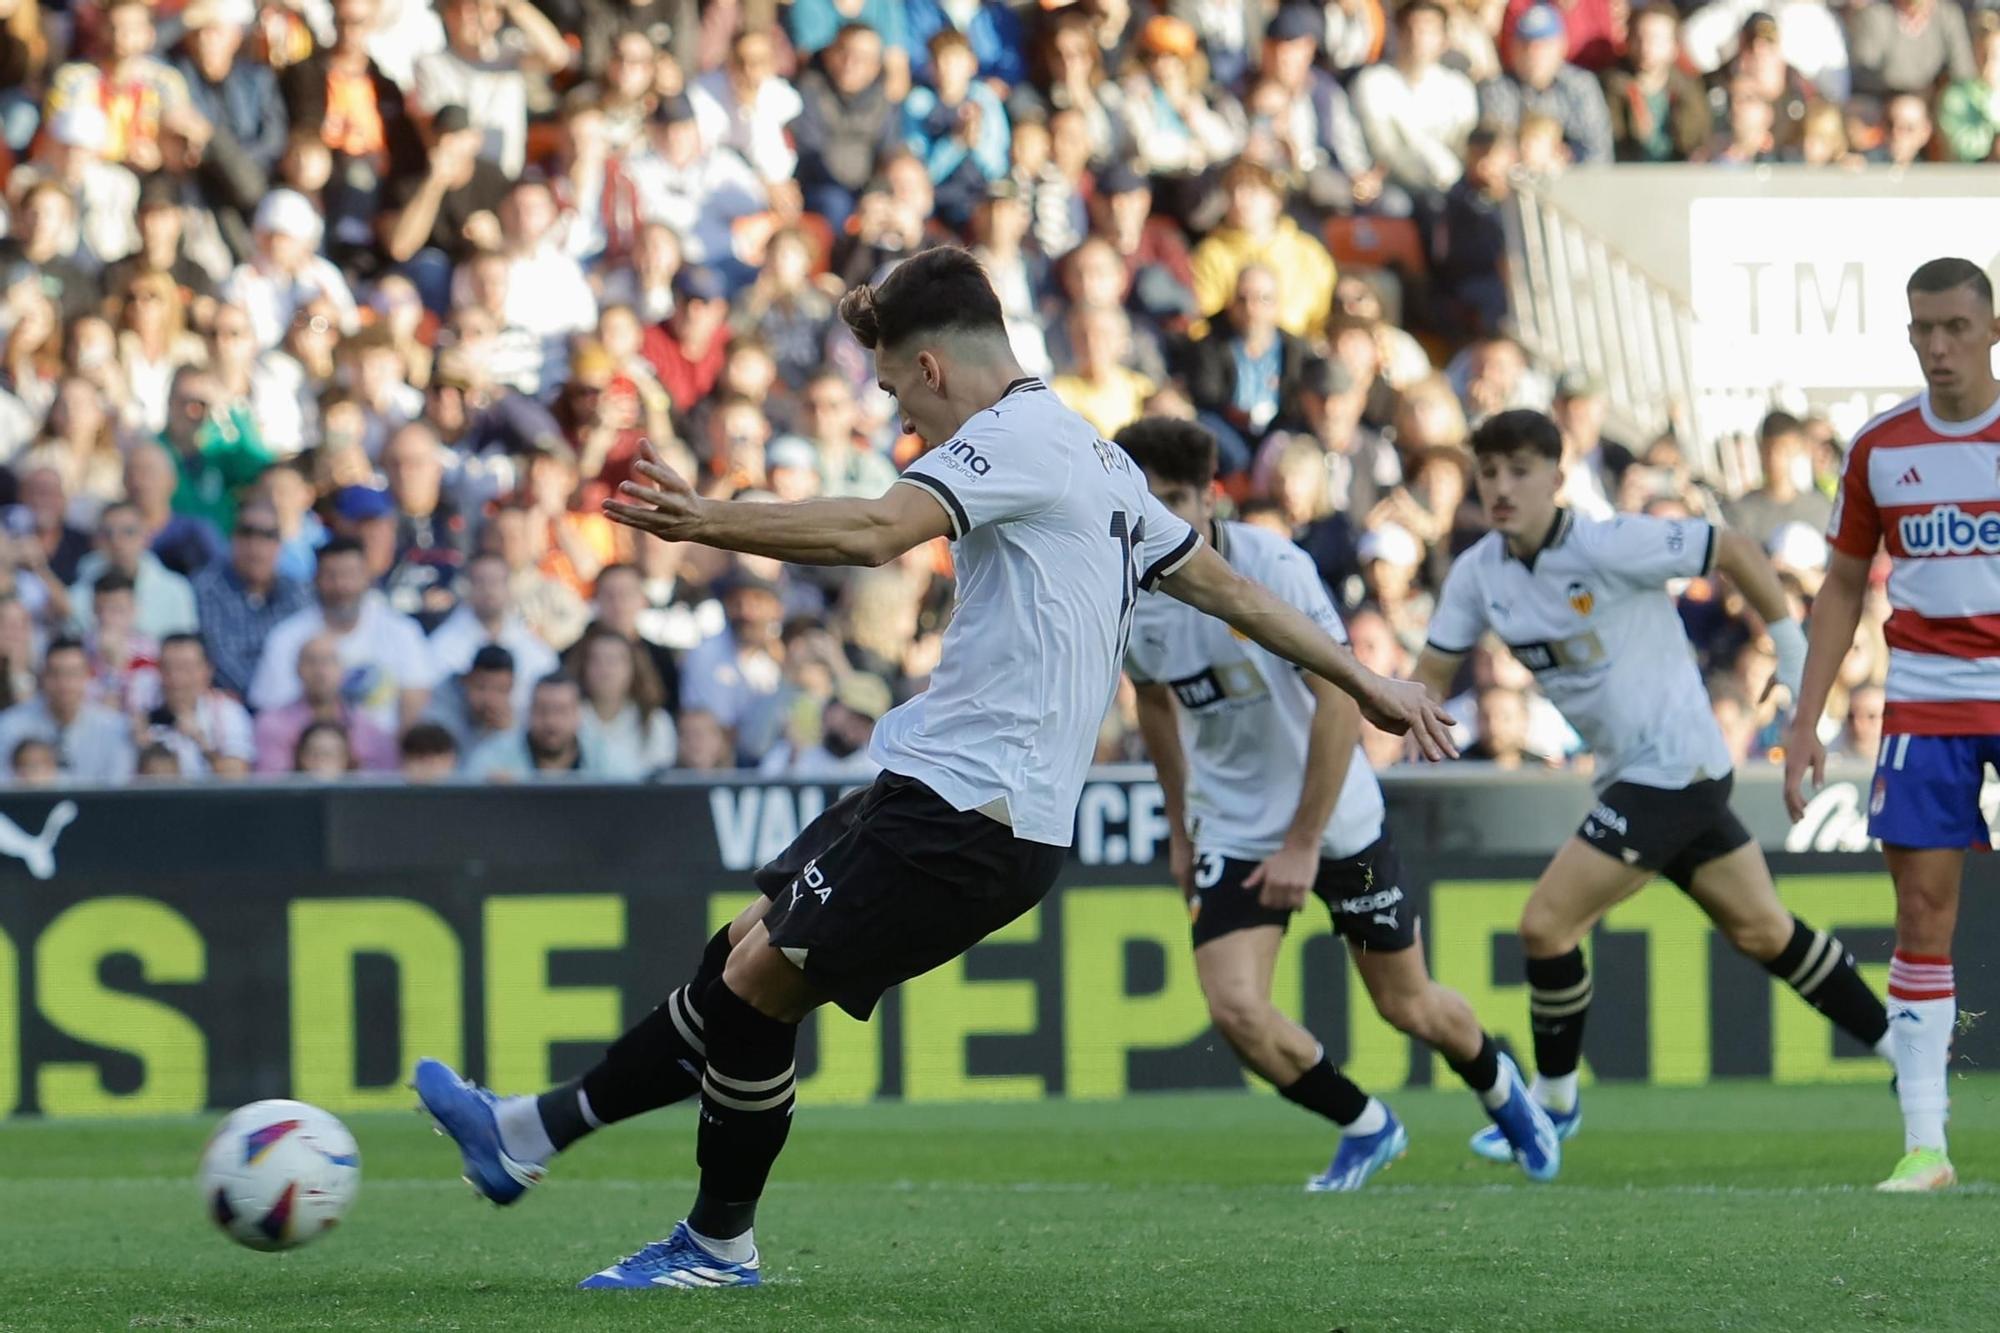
[
  {"x1": 870, "y1": 378, "x2": 1203, "y2": 846},
  {"x1": 1426, "y1": 510, "x2": 1731, "y2": 793},
  {"x1": 1126, "y1": 520, "x2": 1386, "y2": 860}
]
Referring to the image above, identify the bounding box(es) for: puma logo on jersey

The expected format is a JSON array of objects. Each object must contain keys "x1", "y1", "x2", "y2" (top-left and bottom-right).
[
  {"x1": 1373, "y1": 908, "x2": 1400, "y2": 929},
  {"x1": 938, "y1": 437, "x2": 993, "y2": 476}
]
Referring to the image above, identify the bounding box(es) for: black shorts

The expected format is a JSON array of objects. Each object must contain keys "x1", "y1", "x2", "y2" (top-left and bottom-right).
[
  {"x1": 752, "y1": 771, "x2": 1065, "y2": 1021},
  {"x1": 1577, "y1": 775, "x2": 1753, "y2": 890},
  {"x1": 1188, "y1": 834, "x2": 1417, "y2": 954}
]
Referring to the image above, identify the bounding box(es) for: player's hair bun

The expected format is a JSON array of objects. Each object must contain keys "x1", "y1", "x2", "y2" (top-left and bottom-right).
[{"x1": 838, "y1": 284, "x2": 882, "y2": 350}]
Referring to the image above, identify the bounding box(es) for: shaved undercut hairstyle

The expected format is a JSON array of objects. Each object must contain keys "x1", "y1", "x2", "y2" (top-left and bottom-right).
[{"x1": 836, "y1": 246, "x2": 1010, "y2": 352}]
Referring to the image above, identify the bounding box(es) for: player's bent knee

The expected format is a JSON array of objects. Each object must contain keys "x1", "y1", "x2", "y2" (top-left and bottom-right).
[
  {"x1": 1370, "y1": 988, "x2": 1430, "y2": 1038},
  {"x1": 1518, "y1": 902, "x2": 1581, "y2": 958},
  {"x1": 1204, "y1": 988, "x2": 1275, "y2": 1044},
  {"x1": 1724, "y1": 916, "x2": 1791, "y2": 961}
]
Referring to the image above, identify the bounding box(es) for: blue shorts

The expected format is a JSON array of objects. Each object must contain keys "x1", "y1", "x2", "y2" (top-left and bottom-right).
[{"x1": 1867, "y1": 734, "x2": 2000, "y2": 850}]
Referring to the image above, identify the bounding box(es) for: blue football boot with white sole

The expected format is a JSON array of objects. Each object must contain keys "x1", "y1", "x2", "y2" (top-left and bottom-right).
[
  {"x1": 1470, "y1": 1054, "x2": 1563, "y2": 1181},
  {"x1": 412, "y1": 1057, "x2": 546, "y2": 1206},
  {"x1": 1306, "y1": 1109, "x2": 1409, "y2": 1193},
  {"x1": 578, "y1": 1221, "x2": 763, "y2": 1289}
]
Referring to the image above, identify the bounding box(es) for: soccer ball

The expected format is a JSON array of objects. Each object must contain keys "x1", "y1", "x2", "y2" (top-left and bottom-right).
[{"x1": 198, "y1": 1100, "x2": 361, "y2": 1251}]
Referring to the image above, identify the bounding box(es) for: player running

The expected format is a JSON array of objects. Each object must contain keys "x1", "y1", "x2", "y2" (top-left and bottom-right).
[
  {"x1": 411, "y1": 247, "x2": 1456, "y2": 1289},
  {"x1": 1784, "y1": 257, "x2": 2000, "y2": 1193},
  {"x1": 1412, "y1": 408, "x2": 1894, "y2": 1171},
  {"x1": 1119, "y1": 418, "x2": 1559, "y2": 1190}
]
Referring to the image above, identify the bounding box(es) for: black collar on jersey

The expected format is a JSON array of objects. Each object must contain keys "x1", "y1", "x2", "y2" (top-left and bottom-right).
[
  {"x1": 1001, "y1": 377, "x2": 1047, "y2": 397},
  {"x1": 1508, "y1": 508, "x2": 1575, "y2": 569}
]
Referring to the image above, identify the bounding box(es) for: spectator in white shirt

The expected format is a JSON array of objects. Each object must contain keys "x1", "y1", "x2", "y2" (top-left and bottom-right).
[
  {"x1": 428, "y1": 549, "x2": 558, "y2": 717},
  {"x1": 573, "y1": 623, "x2": 677, "y2": 777},
  {"x1": 1352, "y1": 0, "x2": 1481, "y2": 199},
  {"x1": 625, "y1": 93, "x2": 768, "y2": 278},
  {"x1": 497, "y1": 177, "x2": 598, "y2": 394},
  {"x1": 138, "y1": 633, "x2": 255, "y2": 776},
  {"x1": 222, "y1": 190, "x2": 359, "y2": 351},
  {"x1": 71, "y1": 500, "x2": 199, "y2": 638},
  {"x1": 0, "y1": 639, "x2": 136, "y2": 784},
  {"x1": 691, "y1": 28, "x2": 805, "y2": 213},
  {"x1": 412, "y1": 0, "x2": 572, "y2": 177},
  {"x1": 249, "y1": 536, "x2": 439, "y2": 731}
]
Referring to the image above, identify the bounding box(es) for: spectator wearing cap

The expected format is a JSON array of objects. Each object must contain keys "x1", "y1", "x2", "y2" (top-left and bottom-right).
[
  {"x1": 44, "y1": 0, "x2": 202, "y2": 174},
  {"x1": 1850, "y1": 0, "x2": 1974, "y2": 101},
  {"x1": 27, "y1": 99, "x2": 142, "y2": 268},
  {"x1": 251, "y1": 630, "x2": 400, "y2": 773},
  {"x1": 692, "y1": 28, "x2": 806, "y2": 212},
  {"x1": 464, "y1": 671, "x2": 610, "y2": 779},
  {"x1": 1177, "y1": 265, "x2": 1320, "y2": 476},
  {"x1": 192, "y1": 498, "x2": 311, "y2": 698},
  {"x1": 1941, "y1": 14, "x2": 2000, "y2": 162},
  {"x1": 102, "y1": 179, "x2": 223, "y2": 318},
  {"x1": 1722, "y1": 410, "x2": 1832, "y2": 550},
  {"x1": 1603, "y1": 5, "x2": 1714, "y2": 163},
  {"x1": 138, "y1": 633, "x2": 255, "y2": 777},
  {"x1": 0, "y1": 183, "x2": 103, "y2": 324},
  {"x1": 249, "y1": 536, "x2": 439, "y2": 732},
  {"x1": 903, "y1": 30, "x2": 1012, "y2": 226},
  {"x1": 423, "y1": 641, "x2": 522, "y2": 754},
  {"x1": 161, "y1": 365, "x2": 271, "y2": 540},
  {"x1": 222, "y1": 190, "x2": 359, "y2": 352},
  {"x1": 904, "y1": 0, "x2": 1026, "y2": 89},
  {"x1": 1121, "y1": 15, "x2": 1246, "y2": 178},
  {"x1": 381, "y1": 105, "x2": 514, "y2": 315},
  {"x1": 1679, "y1": 2, "x2": 1851, "y2": 104},
  {"x1": 429, "y1": 549, "x2": 560, "y2": 719},
  {"x1": 792, "y1": 23, "x2": 903, "y2": 229},
  {"x1": 412, "y1": 0, "x2": 571, "y2": 179},
  {"x1": 1190, "y1": 158, "x2": 1338, "y2": 340},
  {"x1": 759, "y1": 671, "x2": 889, "y2": 780},
  {"x1": 1252, "y1": 5, "x2": 1385, "y2": 216},
  {"x1": 643, "y1": 266, "x2": 733, "y2": 413},
  {"x1": 681, "y1": 568, "x2": 787, "y2": 763},
  {"x1": 72, "y1": 498, "x2": 199, "y2": 638},
  {"x1": 328, "y1": 484, "x2": 401, "y2": 594},
  {"x1": 1089, "y1": 162, "x2": 1197, "y2": 315},
  {"x1": 625, "y1": 93, "x2": 767, "y2": 280},
  {"x1": 174, "y1": 0, "x2": 289, "y2": 234},
  {"x1": 573, "y1": 622, "x2": 677, "y2": 776},
  {"x1": 1478, "y1": 6, "x2": 1614, "y2": 164},
  {"x1": 0, "y1": 639, "x2": 135, "y2": 785},
  {"x1": 1352, "y1": 1, "x2": 1480, "y2": 198},
  {"x1": 1498, "y1": 0, "x2": 1621, "y2": 74}
]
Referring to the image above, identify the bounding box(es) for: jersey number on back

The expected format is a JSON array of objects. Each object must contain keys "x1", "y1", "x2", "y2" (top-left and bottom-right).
[{"x1": 1109, "y1": 510, "x2": 1144, "y2": 657}]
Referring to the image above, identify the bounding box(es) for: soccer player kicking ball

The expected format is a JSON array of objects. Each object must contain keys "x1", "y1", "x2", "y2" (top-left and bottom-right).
[
  {"x1": 1785, "y1": 258, "x2": 2000, "y2": 1193},
  {"x1": 1118, "y1": 418, "x2": 1559, "y2": 1190},
  {"x1": 411, "y1": 247, "x2": 1456, "y2": 1290},
  {"x1": 1412, "y1": 409, "x2": 1895, "y2": 1171}
]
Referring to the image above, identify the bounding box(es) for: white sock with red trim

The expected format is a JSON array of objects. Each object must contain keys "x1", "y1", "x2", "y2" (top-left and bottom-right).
[{"x1": 1887, "y1": 950, "x2": 1954, "y2": 1153}]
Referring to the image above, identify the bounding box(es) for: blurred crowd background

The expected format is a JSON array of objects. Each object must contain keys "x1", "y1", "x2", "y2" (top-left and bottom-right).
[{"x1": 0, "y1": 0, "x2": 1926, "y2": 784}]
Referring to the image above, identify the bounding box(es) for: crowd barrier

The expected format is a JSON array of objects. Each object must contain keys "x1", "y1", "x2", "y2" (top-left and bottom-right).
[{"x1": 0, "y1": 766, "x2": 1985, "y2": 1117}]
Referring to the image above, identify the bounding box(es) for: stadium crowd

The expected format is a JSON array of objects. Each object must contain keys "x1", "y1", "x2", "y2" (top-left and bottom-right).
[{"x1": 0, "y1": 0, "x2": 1920, "y2": 785}]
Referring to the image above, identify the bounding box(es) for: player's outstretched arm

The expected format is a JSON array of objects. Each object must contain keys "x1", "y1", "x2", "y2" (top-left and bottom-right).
[
  {"x1": 603, "y1": 441, "x2": 952, "y2": 567},
  {"x1": 1782, "y1": 549, "x2": 1871, "y2": 822},
  {"x1": 1157, "y1": 546, "x2": 1458, "y2": 759}
]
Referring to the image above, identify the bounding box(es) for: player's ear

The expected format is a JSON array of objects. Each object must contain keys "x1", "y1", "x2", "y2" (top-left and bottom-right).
[{"x1": 917, "y1": 349, "x2": 944, "y2": 395}]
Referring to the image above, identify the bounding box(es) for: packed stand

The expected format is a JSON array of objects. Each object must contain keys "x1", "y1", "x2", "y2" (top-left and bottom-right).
[{"x1": 0, "y1": 0, "x2": 1915, "y2": 785}]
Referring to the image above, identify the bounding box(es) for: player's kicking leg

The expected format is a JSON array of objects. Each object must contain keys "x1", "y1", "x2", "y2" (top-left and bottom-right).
[
  {"x1": 1192, "y1": 922, "x2": 1406, "y2": 1192},
  {"x1": 414, "y1": 898, "x2": 771, "y2": 1205},
  {"x1": 1467, "y1": 835, "x2": 1652, "y2": 1163}
]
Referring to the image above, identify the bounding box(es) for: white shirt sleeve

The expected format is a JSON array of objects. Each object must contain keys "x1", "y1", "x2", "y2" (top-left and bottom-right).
[
  {"x1": 895, "y1": 415, "x2": 1071, "y2": 540},
  {"x1": 1585, "y1": 515, "x2": 1717, "y2": 592},
  {"x1": 1134, "y1": 488, "x2": 1201, "y2": 592},
  {"x1": 1426, "y1": 555, "x2": 1488, "y2": 655}
]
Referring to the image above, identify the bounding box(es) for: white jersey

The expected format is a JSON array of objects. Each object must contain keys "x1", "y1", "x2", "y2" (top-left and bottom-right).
[
  {"x1": 1126, "y1": 521, "x2": 1386, "y2": 861},
  {"x1": 871, "y1": 378, "x2": 1202, "y2": 845},
  {"x1": 1427, "y1": 510, "x2": 1730, "y2": 792}
]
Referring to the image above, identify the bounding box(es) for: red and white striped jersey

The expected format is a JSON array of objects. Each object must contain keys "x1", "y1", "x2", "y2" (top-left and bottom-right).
[{"x1": 1827, "y1": 391, "x2": 2000, "y2": 734}]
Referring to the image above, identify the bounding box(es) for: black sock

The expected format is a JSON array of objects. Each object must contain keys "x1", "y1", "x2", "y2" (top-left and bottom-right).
[
  {"x1": 1278, "y1": 1056, "x2": 1371, "y2": 1127},
  {"x1": 545, "y1": 926, "x2": 735, "y2": 1151},
  {"x1": 1526, "y1": 948, "x2": 1591, "y2": 1078},
  {"x1": 689, "y1": 978, "x2": 799, "y2": 1241},
  {"x1": 1762, "y1": 915, "x2": 1890, "y2": 1048},
  {"x1": 1446, "y1": 1032, "x2": 1502, "y2": 1096}
]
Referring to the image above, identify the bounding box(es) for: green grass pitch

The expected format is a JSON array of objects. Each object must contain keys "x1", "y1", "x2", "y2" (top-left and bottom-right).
[{"x1": 3, "y1": 1079, "x2": 1998, "y2": 1332}]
